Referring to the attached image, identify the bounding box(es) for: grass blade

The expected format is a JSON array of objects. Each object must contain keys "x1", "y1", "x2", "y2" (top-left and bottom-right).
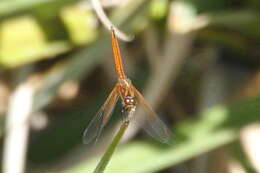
[{"x1": 93, "y1": 123, "x2": 128, "y2": 173}]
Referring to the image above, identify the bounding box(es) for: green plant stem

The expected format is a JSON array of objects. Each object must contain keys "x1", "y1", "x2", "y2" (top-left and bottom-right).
[{"x1": 93, "y1": 123, "x2": 129, "y2": 173}]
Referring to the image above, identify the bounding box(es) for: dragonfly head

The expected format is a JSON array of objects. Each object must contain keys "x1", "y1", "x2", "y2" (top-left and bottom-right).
[{"x1": 123, "y1": 95, "x2": 136, "y2": 110}]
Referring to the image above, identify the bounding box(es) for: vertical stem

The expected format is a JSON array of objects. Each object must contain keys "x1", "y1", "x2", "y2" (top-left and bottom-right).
[
  {"x1": 93, "y1": 123, "x2": 128, "y2": 173},
  {"x1": 2, "y1": 83, "x2": 34, "y2": 173}
]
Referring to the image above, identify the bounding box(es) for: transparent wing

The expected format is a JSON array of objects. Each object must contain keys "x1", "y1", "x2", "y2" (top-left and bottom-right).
[
  {"x1": 83, "y1": 85, "x2": 119, "y2": 144},
  {"x1": 133, "y1": 86, "x2": 172, "y2": 144}
]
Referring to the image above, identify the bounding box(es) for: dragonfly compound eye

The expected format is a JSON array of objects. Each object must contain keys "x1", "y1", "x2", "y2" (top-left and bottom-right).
[{"x1": 124, "y1": 97, "x2": 136, "y2": 105}]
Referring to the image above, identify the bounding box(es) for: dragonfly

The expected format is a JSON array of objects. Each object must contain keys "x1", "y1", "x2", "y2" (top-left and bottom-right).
[{"x1": 83, "y1": 27, "x2": 171, "y2": 144}]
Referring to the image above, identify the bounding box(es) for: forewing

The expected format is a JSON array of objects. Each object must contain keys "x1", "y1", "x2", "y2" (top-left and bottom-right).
[
  {"x1": 83, "y1": 85, "x2": 119, "y2": 144},
  {"x1": 133, "y1": 86, "x2": 172, "y2": 144}
]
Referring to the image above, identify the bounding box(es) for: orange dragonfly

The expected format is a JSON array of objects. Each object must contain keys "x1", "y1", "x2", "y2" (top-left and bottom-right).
[{"x1": 83, "y1": 27, "x2": 171, "y2": 144}]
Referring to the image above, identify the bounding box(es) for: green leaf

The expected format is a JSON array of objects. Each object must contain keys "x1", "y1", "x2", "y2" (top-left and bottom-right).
[
  {"x1": 0, "y1": 0, "x2": 78, "y2": 17},
  {"x1": 149, "y1": 0, "x2": 169, "y2": 20},
  {"x1": 209, "y1": 10, "x2": 260, "y2": 40},
  {"x1": 60, "y1": 6, "x2": 98, "y2": 45},
  {"x1": 0, "y1": 16, "x2": 71, "y2": 67}
]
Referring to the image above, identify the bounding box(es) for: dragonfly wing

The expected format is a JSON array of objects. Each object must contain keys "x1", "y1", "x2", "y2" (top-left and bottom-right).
[
  {"x1": 83, "y1": 85, "x2": 119, "y2": 144},
  {"x1": 133, "y1": 86, "x2": 172, "y2": 144}
]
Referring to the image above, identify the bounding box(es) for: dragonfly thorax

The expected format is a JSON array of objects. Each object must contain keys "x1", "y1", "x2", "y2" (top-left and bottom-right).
[{"x1": 118, "y1": 78, "x2": 131, "y2": 87}]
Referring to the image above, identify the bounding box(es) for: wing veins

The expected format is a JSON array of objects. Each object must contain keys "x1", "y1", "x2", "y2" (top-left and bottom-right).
[
  {"x1": 83, "y1": 85, "x2": 119, "y2": 144},
  {"x1": 133, "y1": 86, "x2": 171, "y2": 143}
]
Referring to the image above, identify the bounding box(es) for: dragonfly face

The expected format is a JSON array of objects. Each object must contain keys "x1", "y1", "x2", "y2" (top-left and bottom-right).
[{"x1": 122, "y1": 95, "x2": 136, "y2": 110}]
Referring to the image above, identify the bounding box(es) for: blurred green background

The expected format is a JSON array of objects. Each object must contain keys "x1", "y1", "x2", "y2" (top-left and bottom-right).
[{"x1": 1, "y1": 0, "x2": 260, "y2": 173}]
